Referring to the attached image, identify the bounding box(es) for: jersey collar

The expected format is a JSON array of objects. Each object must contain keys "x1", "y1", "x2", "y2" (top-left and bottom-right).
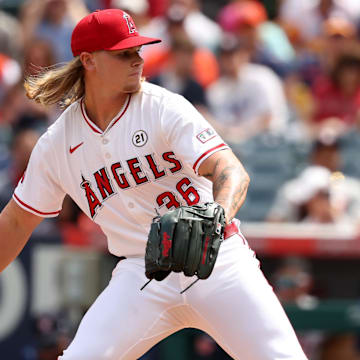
[{"x1": 80, "y1": 95, "x2": 132, "y2": 135}]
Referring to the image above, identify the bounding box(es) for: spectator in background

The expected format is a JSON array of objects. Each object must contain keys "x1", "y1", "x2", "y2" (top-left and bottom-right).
[
  {"x1": 318, "y1": 17, "x2": 359, "y2": 72},
  {"x1": 147, "y1": 0, "x2": 168, "y2": 18},
  {"x1": 272, "y1": 257, "x2": 323, "y2": 360},
  {"x1": 150, "y1": 33, "x2": 207, "y2": 109},
  {"x1": 292, "y1": 16, "x2": 360, "y2": 89},
  {"x1": 1, "y1": 81, "x2": 57, "y2": 131},
  {"x1": 0, "y1": 53, "x2": 22, "y2": 108},
  {"x1": 139, "y1": 0, "x2": 221, "y2": 56},
  {"x1": 311, "y1": 54, "x2": 360, "y2": 136},
  {"x1": 192, "y1": 332, "x2": 231, "y2": 360},
  {"x1": 142, "y1": 4, "x2": 219, "y2": 88},
  {"x1": 166, "y1": 0, "x2": 222, "y2": 51},
  {"x1": 279, "y1": 0, "x2": 360, "y2": 43},
  {"x1": 206, "y1": 34, "x2": 288, "y2": 144},
  {"x1": 20, "y1": 0, "x2": 89, "y2": 62},
  {"x1": 218, "y1": 0, "x2": 296, "y2": 77},
  {"x1": 267, "y1": 134, "x2": 360, "y2": 224},
  {"x1": 0, "y1": 53, "x2": 22, "y2": 161},
  {"x1": 272, "y1": 256, "x2": 360, "y2": 360},
  {"x1": 23, "y1": 38, "x2": 56, "y2": 76},
  {"x1": 34, "y1": 312, "x2": 73, "y2": 360},
  {"x1": 272, "y1": 257, "x2": 316, "y2": 306},
  {"x1": 1, "y1": 38, "x2": 59, "y2": 130},
  {"x1": 0, "y1": 127, "x2": 40, "y2": 210},
  {"x1": 0, "y1": 8, "x2": 23, "y2": 61},
  {"x1": 296, "y1": 168, "x2": 341, "y2": 224},
  {"x1": 282, "y1": 17, "x2": 360, "y2": 141},
  {"x1": 218, "y1": 0, "x2": 268, "y2": 54},
  {"x1": 57, "y1": 195, "x2": 107, "y2": 250},
  {"x1": 269, "y1": 165, "x2": 349, "y2": 224},
  {"x1": 111, "y1": 0, "x2": 151, "y2": 29},
  {"x1": 319, "y1": 334, "x2": 360, "y2": 360}
]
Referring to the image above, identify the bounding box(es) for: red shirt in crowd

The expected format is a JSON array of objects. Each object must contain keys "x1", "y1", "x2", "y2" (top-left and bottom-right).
[{"x1": 312, "y1": 76, "x2": 360, "y2": 126}]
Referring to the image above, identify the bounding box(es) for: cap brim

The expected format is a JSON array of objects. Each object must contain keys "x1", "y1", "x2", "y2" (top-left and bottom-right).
[{"x1": 106, "y1": 36, "x2": 161, "y2": 51}]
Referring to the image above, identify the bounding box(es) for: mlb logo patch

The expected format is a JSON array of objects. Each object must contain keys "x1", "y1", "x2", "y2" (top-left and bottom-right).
[{"x1": 196, "y1": 128, "x2": 216, "y2": 143}]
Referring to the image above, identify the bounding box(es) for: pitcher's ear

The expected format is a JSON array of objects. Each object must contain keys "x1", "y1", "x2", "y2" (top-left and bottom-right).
[{"x1": 79, "y1": 52, "x2": 95, "y2": 71}]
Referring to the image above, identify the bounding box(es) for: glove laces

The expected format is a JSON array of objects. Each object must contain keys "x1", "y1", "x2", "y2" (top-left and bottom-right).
[
  {"x1": 140, "y1": 278, "x2": 200, "y2": 293},
  {"x1": 180, "y1": 278, "x2": 199, "y2": 294},
  {"x1": 140, "y1": 278, "x2": 153, "y2": 291}
]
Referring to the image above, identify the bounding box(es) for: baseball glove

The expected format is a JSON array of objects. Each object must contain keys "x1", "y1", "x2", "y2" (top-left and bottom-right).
[{"x1": 144, "y1": 202, "x2": 226, "y2": 285}]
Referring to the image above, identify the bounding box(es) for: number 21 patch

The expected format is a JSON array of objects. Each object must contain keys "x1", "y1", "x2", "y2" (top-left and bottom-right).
[
  {"x1": 196, "y1": 128, "x2": 216, "y2": 143},
  {"x1": 132, "y1": 130, "x2": 148, "y2": 147}
]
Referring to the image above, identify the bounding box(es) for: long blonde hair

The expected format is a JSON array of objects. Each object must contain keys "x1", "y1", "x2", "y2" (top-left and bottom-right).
[{"x1": 24, "y1": 57, "x2": 85, "y2": 108}]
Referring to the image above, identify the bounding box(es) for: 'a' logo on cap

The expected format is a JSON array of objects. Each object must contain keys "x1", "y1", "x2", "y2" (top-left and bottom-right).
[{"x1": 123, "y1": 12, "x2": 137, "y2": 34}]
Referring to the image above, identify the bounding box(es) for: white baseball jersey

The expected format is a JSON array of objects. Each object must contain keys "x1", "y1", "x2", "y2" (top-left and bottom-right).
[{"x1": 13, "y1": 82, "x2": 228, "y2": 257}]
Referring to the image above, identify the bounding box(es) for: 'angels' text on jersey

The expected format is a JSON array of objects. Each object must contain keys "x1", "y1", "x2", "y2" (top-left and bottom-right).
[{"x1": 80, "y1": 151, "x2": 200, "y2": 218}]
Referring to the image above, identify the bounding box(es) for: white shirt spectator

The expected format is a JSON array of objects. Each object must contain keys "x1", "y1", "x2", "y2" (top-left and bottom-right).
[
  {"x1": 280, "y1": 0, "x2": 360, "y2": 41},
  {"x1": 183, "y1": 10, "x2": 222, "y2": 51},
  {"x1": 207, "y1": 63, "x2": 288, "y2": 139},
  {"x1": 268, "y1": 165, "x2": 360, "y2": 223},
  {"x1": 140, "y1": 9, "x2": 222, "y2": 52}
]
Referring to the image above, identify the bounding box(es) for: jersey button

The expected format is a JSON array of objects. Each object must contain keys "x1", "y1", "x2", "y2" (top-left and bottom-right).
[
  {"x1": 105, "y1": 153, "x2": 111, "y2": 159},
  {"x1": 102, "y1": 138, "x2": 109, "y2": 145}
]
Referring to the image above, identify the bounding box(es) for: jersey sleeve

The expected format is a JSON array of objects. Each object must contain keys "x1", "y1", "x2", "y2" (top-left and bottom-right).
[
  {"x1": 13, "y1": 131, "x2": 65, "y2": 217},
  {"x1": 161, "y1": 93, "x2": 229, "y2": 174}
]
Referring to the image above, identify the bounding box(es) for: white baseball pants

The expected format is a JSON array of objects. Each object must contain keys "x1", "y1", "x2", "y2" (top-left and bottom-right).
[{"x1": 58, "y1": 231, "x2": 308, "y2": 360}]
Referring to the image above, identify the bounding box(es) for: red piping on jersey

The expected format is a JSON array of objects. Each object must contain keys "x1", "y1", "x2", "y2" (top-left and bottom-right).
[
  {"x1": 13, "y1": 193, "x2": 60, "y2": 216},
  {"x1": 80, "y1": 99, "x2": 101, "y2": 134},
  {"x1": 80, "y1": 95, "x2": 131, "y2": 134},
  {"x1": 193, "y1": 143, "x2": 227, "y2": 172}
]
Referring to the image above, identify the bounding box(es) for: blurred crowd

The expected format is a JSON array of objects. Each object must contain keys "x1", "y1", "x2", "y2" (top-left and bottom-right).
[{"x1": 2, "y1": 0, "x2": 360, "y2": 359}]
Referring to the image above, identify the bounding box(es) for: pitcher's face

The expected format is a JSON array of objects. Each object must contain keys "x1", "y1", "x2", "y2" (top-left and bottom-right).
[{"x1": 91, "y1": 46, "x2": 144, "y2": 95}]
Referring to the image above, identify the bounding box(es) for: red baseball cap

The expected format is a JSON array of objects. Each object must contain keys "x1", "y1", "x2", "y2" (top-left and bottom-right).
[{"x1": 71, "y1": 9, "x2": 161, "y2": 56}]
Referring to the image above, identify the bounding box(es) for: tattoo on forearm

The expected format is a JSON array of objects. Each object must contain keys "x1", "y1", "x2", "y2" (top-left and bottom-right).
[
  {"x1": 230, "y1": 180, "x2": 248, "y2": 213},
  {"x1": 212, "y1": 165, "x2": 249, "y2": 222},
  {"x1": 212, "y1": 166, "x2": 233, "y2": 196}
]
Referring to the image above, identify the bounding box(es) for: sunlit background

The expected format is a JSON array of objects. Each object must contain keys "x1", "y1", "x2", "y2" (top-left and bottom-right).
[{"x1": 1, "y1": 0, "x2": 360, "y2": 359}]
